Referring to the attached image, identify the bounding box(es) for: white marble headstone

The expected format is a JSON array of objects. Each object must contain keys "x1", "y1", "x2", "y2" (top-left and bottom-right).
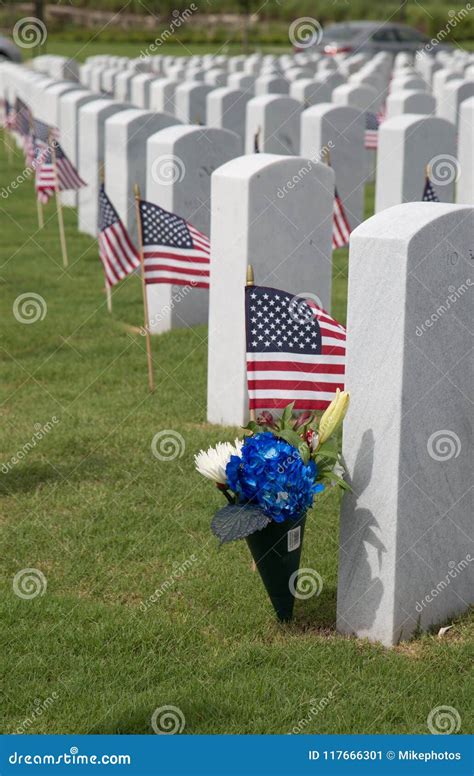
[
  {"x1": 174, "y1": 82, "x2": 213, "y2": 124},
  {"x1": 77, "y1": 99, "x2": 128, "y2": 237},
  {"x1": 206, "y1": 87, "x2": 250, "y2": 142},
  {"x1": 375, "y1": 115, "x2": 456, "y2": 212},
  {"x1": 144, "y1": 125, "x2": 241, "y2": 334},
  {"x1": 149, "y1": 78, "x2": 178, "y2": 114},
  {"x1": 245, "y1": 95, "x2": 302, "y2": 155},
  {"x1": 58, "y1": 90, "x2": 100, "y2": 207},
  {"x1": 337, "y1": 202, "x2": 474, "y2": 646},
  {"x1": 207, "y1": 153, "x2": 334, "y2": 426},
  {"x1": 437, "y1": 78, "x2": 474, "y2": 128},
  {"x1": 300, "y1": 103, "x2": 366, "y2": 230},
  {"x1": 386, "y1": 89, "x2": 436, "y2": 119},
  {"x1": 104, "y1": 108, "x2": 180, "y2": 239},
  {"x1": 456, "y1": 96, "x2": 474, "y2": 204}
]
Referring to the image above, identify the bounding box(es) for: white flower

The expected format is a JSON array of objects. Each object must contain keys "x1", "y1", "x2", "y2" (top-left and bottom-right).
[
  {"x1": 330, "y1": 461, "x2": 345, "y2": 487},
  {"x1": 194, "y1": 438, "x2": 243, "y2": 486}
]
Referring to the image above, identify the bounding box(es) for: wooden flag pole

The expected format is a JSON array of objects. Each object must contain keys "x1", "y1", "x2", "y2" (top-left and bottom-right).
[
  {"x1": 134, "y1": 183, "x2": 155, "y2": 393},
  {"x1": 36, "y1": 191, "x2": 44, "y2": 230},
  {"x1": 50, "y1": 131, "x2": 68, "y2": 268},
  {"x1": 246, "y1": 263, "x2": 256, "y2": 422},
  {"x1": 105, "y1": 281, "x2": 112, "y2": 313},
  {"x1": 99, "y1": 163, "x2": 112, "y2": 313},
  {"x1": 4, "y1": 126, "x2": 13, "y2": 165}
]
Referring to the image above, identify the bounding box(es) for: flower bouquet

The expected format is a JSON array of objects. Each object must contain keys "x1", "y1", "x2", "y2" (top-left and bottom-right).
[{"x1": 195, "y1": 390, "x2": 349, "y2": 621}]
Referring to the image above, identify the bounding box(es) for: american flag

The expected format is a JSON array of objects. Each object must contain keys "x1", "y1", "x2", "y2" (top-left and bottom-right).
[
  {"x1": 138, "y1": 199, "x2": 210, "y2": 289},
  {"x1": 35, "y1": 140, "x2": 86, "y2": 204},
  {"x1": 29, "y1": 120, "x2": 60, "y2": 174},
  {"x1": 24, "y1": 133, "x2": 35, "y2": 167},
  {"x1": 245, "y1": 285, "x2": 346, "y2": 411},
  {"x1": 33, "y1": 118, "x2": 59, "y2": 147},
  {"x1": 35, "y1": 143, "x2": 55, "y2": 204},
  {"x1": 98, "y1": 184, "x2": 140, "y2": 288},
  {"x1": 14, "y1": 98, "x2": 31, "y2": 138},
  {"x1": 422, "y1": 177, "x2": 439, "y2": 202},
  {"x1": 332, "y1": 188, "x2": 351, "y2": 250},
  {"x1": 365, "y1": 111, "x2": 379, "y2": 150},
  {"x1": 377, "y1": 105, "x2": 386, "y2": 124}
]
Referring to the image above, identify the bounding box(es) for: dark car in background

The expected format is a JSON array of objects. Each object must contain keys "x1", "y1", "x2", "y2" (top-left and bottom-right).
[
  {"x1": 313, "y1": 22, "x2": 453, "y2": 55},
  {"x1": 0, "y1": 35, "x2": 22, "y2": 62}
]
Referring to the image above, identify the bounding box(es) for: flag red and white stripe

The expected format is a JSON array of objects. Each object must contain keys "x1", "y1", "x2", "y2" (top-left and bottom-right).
[
  {"x1": 364, "y1": 111, "x2": 380, "y2": 150},
  {"x1": 34, "y1": 140, "x2": 85, "y2": 204},
  {"x1": 332, "y1": 189, "x2": 351, "y2": 249},
  {"x1": 245, "y1": 285, "x2": 346, "y2": 412},
  {"x1": 138, "y1": 199, "x2": 210, "y2": 289},
  {"x1": 98, "y1": 184, "x2": 140, "y2": 287}
]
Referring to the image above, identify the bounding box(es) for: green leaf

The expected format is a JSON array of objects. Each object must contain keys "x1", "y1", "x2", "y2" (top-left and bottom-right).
[
  {"x1": 274, "y1": 429, "x2": 310, "y2": 463},
  {"x1": 314, "y1": 445, "x2": 339, "y2": 463},
  {"x1": 275, "y1": 428, "x2": 303, "y2": 449},
  {"x1": 315, "y1": 440, "x2": 337, "y2": 456},
  {"x1": 242, "y1": 420, "x2": 260, "y2": 433},
  {"x1": 211, "y1": 504, "x2": 271, "y2": 544},
  {"x1": 280, "y1": 402, "x2": 295, "y2": 429},
  {"x1": 329, "y1": 473, "x2": 351, "y2": 491}
]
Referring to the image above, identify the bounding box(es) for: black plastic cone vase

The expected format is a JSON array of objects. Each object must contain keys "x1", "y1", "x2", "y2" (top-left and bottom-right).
[{"x1": 246, "y1": 513, "x2": 307, "y2": 622}]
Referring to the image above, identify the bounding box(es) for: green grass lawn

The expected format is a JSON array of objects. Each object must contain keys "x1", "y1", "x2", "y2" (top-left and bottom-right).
[
  {"x1": 0, "y1": 137, "x2": 472, "y2": 736},
  {"x1": 23, "y1": 36, "x2": 474, "y2": 63}
]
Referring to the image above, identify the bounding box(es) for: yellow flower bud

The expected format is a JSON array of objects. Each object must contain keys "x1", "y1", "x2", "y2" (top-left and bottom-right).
[{"x1": 317, "y1": 389, "x2": 350, "y2": 446}]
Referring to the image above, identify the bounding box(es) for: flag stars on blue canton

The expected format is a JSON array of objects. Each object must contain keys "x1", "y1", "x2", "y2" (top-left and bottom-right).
[
  {"x1": 422, "y1": 178, "x2": 440, "y2": 202},
  {"x1": 99, "y1": 186, "x2": 119, "y2": 229},
  {"x1": 246, "y1": 286, "x2": 322, "y2": 354},
  {"x1": 140, "y1": 201, "x2": 194, "y2": 249}
]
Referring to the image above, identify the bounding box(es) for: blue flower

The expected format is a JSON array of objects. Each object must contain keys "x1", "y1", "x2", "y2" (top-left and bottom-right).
[{"x1": 226, "y1": 432, "x2": 323, "y2": 523}]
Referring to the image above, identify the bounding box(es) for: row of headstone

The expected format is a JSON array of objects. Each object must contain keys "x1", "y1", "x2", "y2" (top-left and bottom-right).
[
  {"x1": 3, "y1": 48, "x2": 473, "y2": 229},
  {"x1": 2, "y1": 56, "x2": 472, "y2": 648}
]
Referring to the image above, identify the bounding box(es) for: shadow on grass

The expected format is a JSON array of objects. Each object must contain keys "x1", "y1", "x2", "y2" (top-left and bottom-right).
[
  {"x1": 291, "y1": 585, "x2": 338, "y2": 633},
  {"x1": 0, "y1": 458, "x2": 107, "y2": 495}
]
